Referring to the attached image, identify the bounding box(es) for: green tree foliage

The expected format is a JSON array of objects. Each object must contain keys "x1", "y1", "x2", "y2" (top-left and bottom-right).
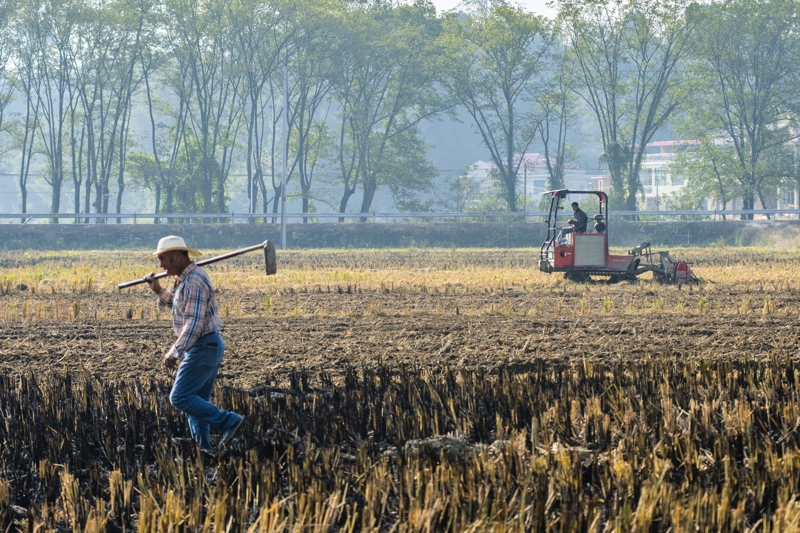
[
  {"x1": 17, "y1": 0, "x2": 80, "y2": 221},
  {"x1": 283, "y1": 0, "x2": 338, "y2": 222},
  {"x1": 559, "y1": 0, "x2": 694, "y2": 212},
  {"x1": 165, "y1": 0, "x2": 244, "y2": 215},
  {"x1": 8, "y1": 0, "x2": 40, "y2": 219},
  {"x1": 678, "y1": 0, "x2": 800, "y2": 219},
  {"x1": 536, "y1": 45, "x2": 578, "y2": 193},
  {"x1": 0, "y1": 0, "x2": 15, "y2": 156},
  {"x1": 379, "y1": 125, "x2": 437, "y2": 213},
  {"x1": 228, "y1": 0, "x2": 299, "y2": 215},
  {"x1": 435, "y1": 167, "x2": 477, "y2": 213},
  {"x1": 329, "y1": 1, "x2": 445, "y2": 221},
  {"x1": 69, "y1": 0, "x2": 145, "y2": 222},
  {"x1": 668, "y1": 139, "x2": 742, "y2": 215},
  {"x1": 440, "y1": 2, "x2": 553, "y2": 212},
  {"x1": 3, "y1": 0, "x2": 800, "y2": 220}
]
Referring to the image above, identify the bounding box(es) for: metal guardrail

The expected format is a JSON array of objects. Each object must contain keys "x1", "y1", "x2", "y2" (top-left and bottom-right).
[
  {"x1": 1, "y1": 209, "x2": 799, "y2": 223},
  {"x1": 0, "y1": 212, "x2": 535, "y2": 220},
  {"x1": 2, "y1": 212, "x2": 542, "y2": 221}
]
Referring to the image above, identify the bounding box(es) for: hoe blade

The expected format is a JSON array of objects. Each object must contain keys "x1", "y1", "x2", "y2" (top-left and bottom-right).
[{"x1": 264, "y1": 240, "x2": 277, "y2": 275}]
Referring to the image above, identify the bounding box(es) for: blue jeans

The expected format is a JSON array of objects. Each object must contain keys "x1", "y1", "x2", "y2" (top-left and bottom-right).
[{"x1": 169, "y1": 332, "x2": 239, "y2": 450}]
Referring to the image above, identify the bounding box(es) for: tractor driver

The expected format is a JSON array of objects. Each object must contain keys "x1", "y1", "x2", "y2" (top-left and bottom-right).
[{"x1": 568, "y1": 202, "x2": 588, "y2": 233}]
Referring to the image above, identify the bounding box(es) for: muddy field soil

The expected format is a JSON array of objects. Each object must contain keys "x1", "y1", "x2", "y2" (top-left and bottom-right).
[{"x1": 2, "y1": 289, "x2": 797, "y2": 388}]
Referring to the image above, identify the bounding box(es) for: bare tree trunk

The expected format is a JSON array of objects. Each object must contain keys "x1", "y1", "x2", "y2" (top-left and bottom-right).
[
  {"x1": 359, "y1": 176, "x2": 377, "y2": 223},
  {"x1": 18, "y1": 97, "x2": 38, "y2": 223},
  {"x1": 83, "y1": 174, "x2": 92, "y2": 224},
  {"x1": 154, "y1": 183, "x2": 161, "y2": 224},
  {"x1": 50, "y1": 177, "x2": 62, "y2": 224},
  {"x1": 115, "y1": 96, "x2": 133, "y2": 223}
]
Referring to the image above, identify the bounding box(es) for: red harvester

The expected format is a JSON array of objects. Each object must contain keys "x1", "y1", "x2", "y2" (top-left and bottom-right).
[{"x1": 538, "y1": 189, "x2": 699, "y2": 284}]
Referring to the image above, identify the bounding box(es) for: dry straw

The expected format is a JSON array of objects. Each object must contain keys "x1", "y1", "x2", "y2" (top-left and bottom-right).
[{"x1": 0, "y1": 358, "x2": 799, "y2": 531}]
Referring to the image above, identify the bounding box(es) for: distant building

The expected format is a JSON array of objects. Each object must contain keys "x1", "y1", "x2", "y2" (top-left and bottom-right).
[
  {"x1": 590, "y1": 140, "x2": 799, "y2": 217},
  {"x1": 592, "y1": 141, "x2": 701, "y2": 210},
  {"x1": 640, "y1": 141, "x2": 699, "y2": 209},
  {"x1": 466, "y1": 153, "x2": 592, "y2": 200},
  {"x1": 469, "y1": 145, "x2": 795, "y2": 216}
]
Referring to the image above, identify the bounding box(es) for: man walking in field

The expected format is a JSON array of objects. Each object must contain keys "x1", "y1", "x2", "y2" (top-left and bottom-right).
[{"x1": 144, "y1": 235, "x2": 244, "y2": 453}]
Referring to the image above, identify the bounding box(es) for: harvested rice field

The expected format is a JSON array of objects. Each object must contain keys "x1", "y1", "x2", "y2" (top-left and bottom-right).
[{"x1": 1, "y1": 247, "x2": 800, "y2": 531}]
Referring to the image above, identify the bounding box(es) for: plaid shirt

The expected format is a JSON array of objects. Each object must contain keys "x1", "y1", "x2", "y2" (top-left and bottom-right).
[{"x1": 157, "y1": 262, "x2": 222, "y2": 359}]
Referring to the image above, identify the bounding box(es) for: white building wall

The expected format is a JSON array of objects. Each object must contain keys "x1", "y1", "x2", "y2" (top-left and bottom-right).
[{"x1": 465, "y1": 154, "x2": 593, "y2": 204}]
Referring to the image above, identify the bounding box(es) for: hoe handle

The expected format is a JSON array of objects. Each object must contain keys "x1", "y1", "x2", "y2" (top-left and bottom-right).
[
  {"x1": 118, "y1": 241, "x2": 271, "y2": 290},
  {"x1": 118, "y1": 271, "x2": 168, "y2": 290}
]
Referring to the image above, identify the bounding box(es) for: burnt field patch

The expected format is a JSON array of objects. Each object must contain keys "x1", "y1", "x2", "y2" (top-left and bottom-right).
[{"x1": 1, "y1": 359, "x2": 799, "y2": 531}]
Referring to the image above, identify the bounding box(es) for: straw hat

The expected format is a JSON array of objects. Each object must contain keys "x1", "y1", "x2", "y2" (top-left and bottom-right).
[{"x1": 147, "y1": 235, "x2": 202, "y2": 259}]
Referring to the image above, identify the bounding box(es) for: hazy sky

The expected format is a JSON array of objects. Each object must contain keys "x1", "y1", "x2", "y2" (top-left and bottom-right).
[{"x1": 430, "y1": 0, "x2": 557, "y2": 17}]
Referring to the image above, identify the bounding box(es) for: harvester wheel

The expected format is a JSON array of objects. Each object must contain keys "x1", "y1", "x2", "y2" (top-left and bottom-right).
[{"x1": 564, "y1": 271, "x2": 591, "y2": 283}]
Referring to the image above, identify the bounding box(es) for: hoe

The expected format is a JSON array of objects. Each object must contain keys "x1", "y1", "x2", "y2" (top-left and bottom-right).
[
  {"x1": 538, "y1": 189, "x2": 699, "y2": 284},
  {"x1": 118, "y1": 240, "x2": 277, "y2": 290}
]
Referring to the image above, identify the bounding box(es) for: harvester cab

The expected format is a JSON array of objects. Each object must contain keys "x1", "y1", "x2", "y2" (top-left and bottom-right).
[{"x1": 537, "y1": 189, "x2": 699, "y2": 284}]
